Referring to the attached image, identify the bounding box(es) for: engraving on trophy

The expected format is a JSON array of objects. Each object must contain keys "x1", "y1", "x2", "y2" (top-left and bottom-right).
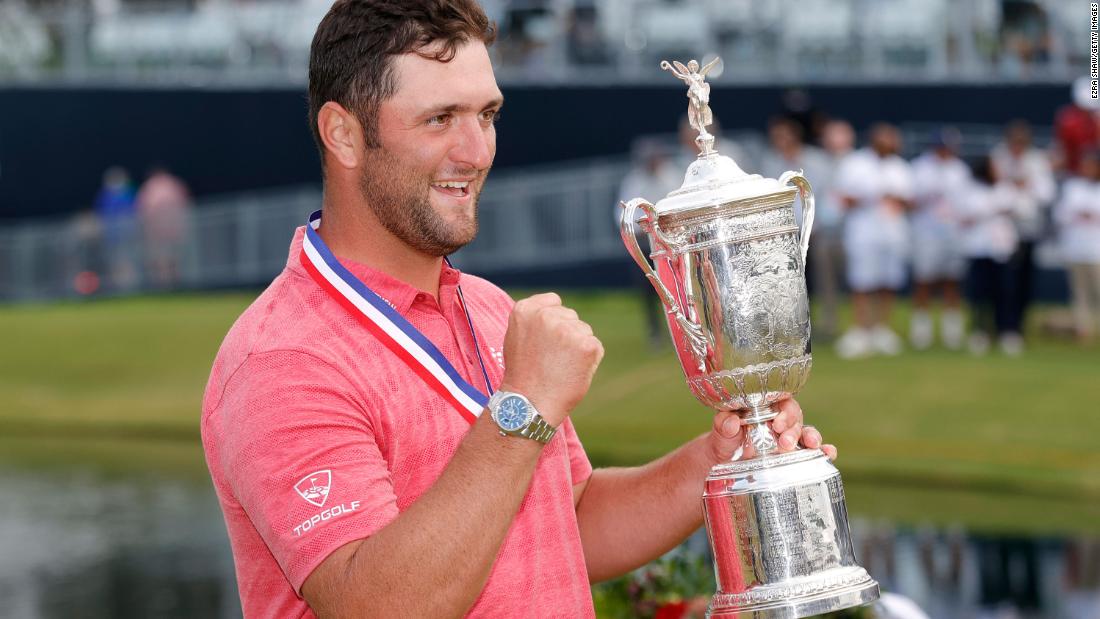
[{"x1": 731, "y1": 235, "x2": 807, "y2": 360}]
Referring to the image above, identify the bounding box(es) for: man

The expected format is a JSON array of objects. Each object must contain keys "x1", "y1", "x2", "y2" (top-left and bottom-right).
[
  {"x1": 617, "y1": 138, "x2": 680, "y2": 349},
  {"x1": 834, "y1": 123, "x2": 914, "y2": 359},
  {"x1": 990, "y1": 120, "x2": 1055, "y2": 355},
  {"x1": 1054, "y1": 76, "x2": 1100, "y2": 176},
  {"x1": 759, "y1": 117, "x2": 835, "y2": 338},
  {"x1": 136, "y1": 166, "x2": 192, "y2": 288},
  {"x1": 908, "y1": 128, "x2": 971, "y2": 350},
  {"x1": 812, "y1": 119, "x2": 856, "y2": 341},
  {"x1": 202, "y1": 2, "x2": 829, "y2": 617},
  {"x1": 758, "y1": 117, "x2": 830, "y2": 231}
]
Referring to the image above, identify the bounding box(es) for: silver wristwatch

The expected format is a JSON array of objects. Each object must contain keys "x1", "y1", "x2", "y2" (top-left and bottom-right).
[{"x1": 487, "y1": 391, "x2": 557, "y2": 444}]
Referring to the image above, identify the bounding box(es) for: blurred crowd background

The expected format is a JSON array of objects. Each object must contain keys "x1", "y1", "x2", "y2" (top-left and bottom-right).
[
  {"x1": 1, "y1": 1, "x2": 1099, "y2": 618},
  {"x1": 2, "y1": 0, "x2": 1099, "y2": 357}
]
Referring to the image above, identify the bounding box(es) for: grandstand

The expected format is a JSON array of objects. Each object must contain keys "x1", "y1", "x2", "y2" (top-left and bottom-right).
[{"x1": 0, "y1": 0, "x2": 1088, "y2": 85}]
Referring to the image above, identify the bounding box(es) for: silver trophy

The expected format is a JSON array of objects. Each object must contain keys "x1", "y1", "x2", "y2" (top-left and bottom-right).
[{"x1": 619, "y1": 59, "x2": 879, "y2": 618}]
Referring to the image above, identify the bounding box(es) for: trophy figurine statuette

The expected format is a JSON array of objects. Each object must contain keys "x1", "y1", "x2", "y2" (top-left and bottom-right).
[{"x1": 619, "y1": 58, "x2": 879, "y2": 618}]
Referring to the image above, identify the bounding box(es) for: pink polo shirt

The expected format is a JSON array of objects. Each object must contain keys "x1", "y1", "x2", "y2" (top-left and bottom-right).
[{"x1": 202, "y1": 227, "x2": 595, "y2": 618}]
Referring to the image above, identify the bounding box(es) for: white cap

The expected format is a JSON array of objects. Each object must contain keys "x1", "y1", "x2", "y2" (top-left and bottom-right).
[{"x1": 1072, "y1": 76, "x2": 1100, "y2": 111}]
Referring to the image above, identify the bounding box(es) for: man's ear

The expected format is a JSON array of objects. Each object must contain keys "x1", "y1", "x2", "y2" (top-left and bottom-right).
[{"x1": 317, "y1": 102, "x2": 364, "y2": 169}]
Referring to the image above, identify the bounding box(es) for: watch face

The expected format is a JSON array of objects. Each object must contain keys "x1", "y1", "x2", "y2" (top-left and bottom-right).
[{"x1": 496, "y1": 395, "x2": 531, "y2": 432}]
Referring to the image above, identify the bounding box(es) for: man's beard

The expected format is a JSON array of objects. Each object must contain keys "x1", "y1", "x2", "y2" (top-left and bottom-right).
[{"x1": 358, "y1": 147, "x2": 484, "y2": 257}]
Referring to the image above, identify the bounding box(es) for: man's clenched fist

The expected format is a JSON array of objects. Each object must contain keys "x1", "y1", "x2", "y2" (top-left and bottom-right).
[{"x1": 498, "y1": 293, "x2": 604, "y2": 427}]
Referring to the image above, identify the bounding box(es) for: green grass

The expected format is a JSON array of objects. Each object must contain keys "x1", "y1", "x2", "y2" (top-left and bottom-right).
[{"x1": 1, "y1": 290, "x2": 1098, "y2": 534}]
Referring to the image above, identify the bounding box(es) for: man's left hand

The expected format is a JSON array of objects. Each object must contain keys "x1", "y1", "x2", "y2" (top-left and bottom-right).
[{"x1": 706, "y1": 398, "x2": 837, "y2": 464}]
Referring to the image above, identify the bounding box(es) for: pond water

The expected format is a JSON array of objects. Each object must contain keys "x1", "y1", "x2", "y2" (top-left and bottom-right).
[{"x1": 0, "y1": 464, "x2": 1096, "y2": 619}]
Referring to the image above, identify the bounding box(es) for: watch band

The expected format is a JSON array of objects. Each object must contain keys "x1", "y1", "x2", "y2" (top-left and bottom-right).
[{"x1": 515, "y1": 414, "x2": 556, "y2": 443}]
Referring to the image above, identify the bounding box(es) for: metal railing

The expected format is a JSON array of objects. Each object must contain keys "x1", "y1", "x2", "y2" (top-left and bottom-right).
[{"x1": 0, "y1": 158, "x2": 631, "y2": 302}]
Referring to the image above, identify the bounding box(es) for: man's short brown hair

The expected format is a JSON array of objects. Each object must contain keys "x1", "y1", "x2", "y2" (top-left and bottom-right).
[{"x1": 308, "y1": 0, "x2": 496, "y2": 155}]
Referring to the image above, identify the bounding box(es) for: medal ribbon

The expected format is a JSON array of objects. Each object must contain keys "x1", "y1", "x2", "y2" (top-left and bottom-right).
[{"x1": 299, "y1": 210, "x2": 487, "y2": 424}]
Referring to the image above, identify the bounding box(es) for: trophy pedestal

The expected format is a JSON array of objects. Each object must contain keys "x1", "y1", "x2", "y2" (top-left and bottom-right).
[{"x1": 703, "y1": 449, "x2": 879, "y2": 619}]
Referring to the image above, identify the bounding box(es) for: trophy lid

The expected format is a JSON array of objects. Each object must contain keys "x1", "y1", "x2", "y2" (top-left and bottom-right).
[{"x1": 653, "y1": 59, "x2": 794, "y2": 216}]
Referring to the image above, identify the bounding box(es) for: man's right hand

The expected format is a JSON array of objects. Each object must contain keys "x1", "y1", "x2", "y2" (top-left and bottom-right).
[{"x1": 498, "y1": 293, "x2": 604, "y2": 427}]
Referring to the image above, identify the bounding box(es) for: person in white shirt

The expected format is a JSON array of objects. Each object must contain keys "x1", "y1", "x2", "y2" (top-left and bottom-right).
[
  {"x1": 833, "y1": 123, "x2": 914, "y2": 358},
  {"x1": 758, "y1": 117, "x2": 842, "y2": 338},
  {"x1": 908, "y1": 128, "x2": 972, "y2": 350},
  {"x1": 957, "y1": 158, "x2": 1022, "y2": 355},
  {"x1": 759, "y1": 116, "x2": 831, "y2": 231},
  {"x1": 617, "y1": 138, "x2": 682, "y2": 347},
  {"x1": 1054, "y1": 150, "x2": 1100, "y2": 344},
  {"x1": 990, "y1": 120, "x2": 1055, "y2": 340},
  {"x1": 808, "y1": 119, "x2": 856, "y2": 340}
]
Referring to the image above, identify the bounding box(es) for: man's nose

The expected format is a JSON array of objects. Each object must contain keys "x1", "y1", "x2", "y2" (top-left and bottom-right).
[{"x1": 451, "y1": 117, "x2": 494, "y2": 170}]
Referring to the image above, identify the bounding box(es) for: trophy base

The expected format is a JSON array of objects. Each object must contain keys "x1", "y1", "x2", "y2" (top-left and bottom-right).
[
  {"x1": 706, "y1": 568, "x2": 879, "y2": 618},
  {"x1": 702, "y1": 449, "x2": 879, "y2": 619}
]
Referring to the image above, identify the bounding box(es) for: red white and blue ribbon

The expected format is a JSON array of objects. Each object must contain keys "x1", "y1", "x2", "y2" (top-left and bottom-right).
[{"x1": 299, "y1": 210, "x2": 487, "y2": 424}]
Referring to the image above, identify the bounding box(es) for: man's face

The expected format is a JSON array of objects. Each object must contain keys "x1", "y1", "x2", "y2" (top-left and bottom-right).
[
  {"x1": 821, "y1": 122, "x2": 853, "y2": 155},
  {"x1": 1007, "y1": 129, "x2": 1030, "y2": 155},
  {"x1": 871, "y1": 127, "x2": 900, "y2": 157},
  {"x1": 769, "y1": 123, "x2": 798, "y2": 152},
  {"x1": 360, "y1": 41, "x2": 502, "y2": 256}
]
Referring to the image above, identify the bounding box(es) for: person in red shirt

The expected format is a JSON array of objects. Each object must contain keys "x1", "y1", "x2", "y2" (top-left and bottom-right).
[
  {"x1": 1054, "y1": 77, "x2": 1100, "y2": 176},
  {"x1": 202, "y1": 1, "x2": 831, "y2": 617}
]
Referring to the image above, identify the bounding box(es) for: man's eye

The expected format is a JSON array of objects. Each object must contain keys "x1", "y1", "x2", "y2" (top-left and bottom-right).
[
  {"x1": 481, "y1": 109, "x2": 501, "y2": 124},
  {"x1": 428, "y1": 114, "x2": 451, "y2": 126}
]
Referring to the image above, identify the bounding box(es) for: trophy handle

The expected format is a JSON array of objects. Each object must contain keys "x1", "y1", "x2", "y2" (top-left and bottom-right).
[
  {"x1": 620, "y1": 198, "x2": 683, "y2": 313},
  {"x1": 779, "y1": 170, "x2": 815, "y2": 266}
]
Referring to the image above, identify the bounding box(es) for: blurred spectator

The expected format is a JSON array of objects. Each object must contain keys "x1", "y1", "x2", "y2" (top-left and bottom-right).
[
  {"x1": 908, "y1": 127, "x2": 971, "y2": 351},
  {"x1": 957, "y1": 157, "x2": 1021, "y2": 356},
  {"x1": 498, "y1": 6, "x2": 556, "y2": 76},
  {"x1": 809, "y1": 119, "x2": 856, "y2": 340},
  {"x1": 1064, "y1": 538, "x2": 1100, "y2": 619},
  {"x1": 93, "y1": 166, "x2": 139, "y2": 291},
  {"x1": 997, "y1": 0, "x2": 1051, "y2": 78},
  {"x1": 617, "y1": 138, "x2": 681, "y2": 348},
  {"x1": 991, "y1": 120, "x2": 1055, "y2": 342},
  {"x1": 565, "y1": 4, "x2": 608, "y2": 66},
  {"x1": 66, "y1": 209, "x2": 104, "y2": 296},
  {"x1": 137, "y1": 166, "x2": 192, "y2": 289},
  {"x1": 1053, "y1": 77, "x2": 1100, "y2": 176},
  {"x1": 1054, "y1": 150, "x2": 1100, "y2": 344},
  {"x1": 834, "y1": 123, "x2": 913, "y2": 359},
  {"x1": 758, "y1": 116, "x2": 833, "y2": 338},
  {"x1": 778, "y1": 88, "x2": 826, "y2": 146},
  {"x1": 975, "y1": 536, "x2": 1041, "y2": 615},
  {"x1": 758, "y1": 117, "x2": 829, "y2": 227}
]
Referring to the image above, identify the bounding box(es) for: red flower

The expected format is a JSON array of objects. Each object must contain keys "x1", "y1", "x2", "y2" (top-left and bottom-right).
[{"x1": 655, "y1": 601, "x2": 687, "y2": 619}]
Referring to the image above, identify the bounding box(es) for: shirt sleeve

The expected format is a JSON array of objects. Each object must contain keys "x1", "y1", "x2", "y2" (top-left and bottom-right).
[
  {"x1": 892, "y1": 160, "x2": 916, "y2": 201},
  {"x1": 210, "y1": 349, "x2": 399, "y2": 594},
  {"x1": 559, "y1": 418, "x2": 593, "y2": 487},
  {"x1": 833, "y1": 154, "x2": 864, "y2": 202}
]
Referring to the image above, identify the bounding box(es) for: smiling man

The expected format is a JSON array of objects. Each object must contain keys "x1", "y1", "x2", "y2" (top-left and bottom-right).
[{"x1": 201, "y1": 2, "x2": 830, "y2": 617}]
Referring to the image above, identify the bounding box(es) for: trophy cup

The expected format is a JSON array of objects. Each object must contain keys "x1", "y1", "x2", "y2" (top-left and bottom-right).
[{"x1": 619, "y1": 59, "x2": 879, "y2": 618}]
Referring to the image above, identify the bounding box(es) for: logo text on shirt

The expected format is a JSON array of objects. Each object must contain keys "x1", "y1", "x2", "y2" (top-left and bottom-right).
[{"x1": 293, "y1": 501, "x2": 362, "y2": 537}]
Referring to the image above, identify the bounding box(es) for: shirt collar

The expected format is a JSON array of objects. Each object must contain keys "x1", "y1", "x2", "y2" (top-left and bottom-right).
[{"x1": 287, "y1": 226, "x2": 463, "y2": 315}]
